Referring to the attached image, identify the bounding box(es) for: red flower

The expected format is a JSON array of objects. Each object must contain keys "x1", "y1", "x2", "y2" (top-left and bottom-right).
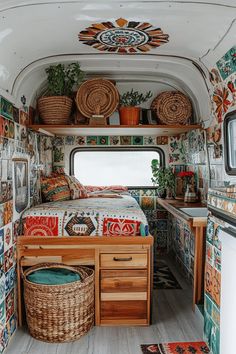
[{"x1": 177, "y1": 171, "x2": 194, "y2": 178}]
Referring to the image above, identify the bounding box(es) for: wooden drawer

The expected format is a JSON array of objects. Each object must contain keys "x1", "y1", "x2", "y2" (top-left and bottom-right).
[
  {"x1": 100, "y1": 253, "x2": 147, "y2": 268},
  {"x1": 101, "y1": 270, "x2": 147, "y2": 292},
  {"x1": 100, "y1": 300, "x2": 147, "y2": 320}
]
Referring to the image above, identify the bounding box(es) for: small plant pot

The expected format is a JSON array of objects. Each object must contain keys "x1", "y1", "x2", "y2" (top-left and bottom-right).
[
  {"x1": 38, "y1": 96, "x2": 73, "y2": 125},
  {"x1": 119, "y1": 106, "x2": 140, "y2": 125}
]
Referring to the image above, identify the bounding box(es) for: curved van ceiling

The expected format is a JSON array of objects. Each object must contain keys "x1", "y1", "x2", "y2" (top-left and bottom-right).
[{"x1": 0, "y1": 0, "x2": 235, "y2": 122}]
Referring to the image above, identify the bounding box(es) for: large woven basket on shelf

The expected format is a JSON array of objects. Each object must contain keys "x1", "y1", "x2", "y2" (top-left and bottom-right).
[
  {"x1": 22, "y1": 263, "x2": 94, "y2": 343},
  {"x1": 151, "y1": 91, "x2": 192, "y2": 125},
  {"x1": 76, "y1": 78, "x2": 119, "y2": 119},
  {"x1": 38, "y1": 96, "x2": 72, "y2": 124}
]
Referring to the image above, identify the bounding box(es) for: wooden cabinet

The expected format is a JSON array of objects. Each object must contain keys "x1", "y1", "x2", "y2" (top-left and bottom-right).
[
  {"x1": 99, "y1": 252, "x2": 151, "y2": 326},
  {"x1": 17, "y1": 236, "x2": 153, "y2": 327}
]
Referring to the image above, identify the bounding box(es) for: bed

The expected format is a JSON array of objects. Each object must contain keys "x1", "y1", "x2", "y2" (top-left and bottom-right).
[
  {"x1": 21, "y1": 193, "x2": 149, "y2": 237},
  {"x1": 17, "y1": 192, "x2": 153, "y2": 327}
]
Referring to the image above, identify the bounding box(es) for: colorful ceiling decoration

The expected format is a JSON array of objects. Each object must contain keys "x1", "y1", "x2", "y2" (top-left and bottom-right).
[{"x1": 79, "y1": 18, "x2": 169, "y2": 53}]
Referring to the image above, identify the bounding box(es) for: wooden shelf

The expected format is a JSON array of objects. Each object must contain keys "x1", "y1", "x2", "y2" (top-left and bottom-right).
[{"x1": 28, "y1": 124, "x2": 202, "y2": 137}]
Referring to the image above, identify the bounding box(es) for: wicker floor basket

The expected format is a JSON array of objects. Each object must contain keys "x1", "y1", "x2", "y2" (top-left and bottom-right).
[
  {"x1": 22, "y1": 263, "x2": 94, "y2": 343},
  {"x1": 38, "y1": 96, "x2": 72, "y2": 124}
]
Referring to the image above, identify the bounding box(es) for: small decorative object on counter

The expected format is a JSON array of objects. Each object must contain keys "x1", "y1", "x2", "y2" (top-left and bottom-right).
[
  {"x1": 151, "y1": 91, "x2": 192, "y2": 125},
  {"x1": 22, "y1": 263, "x2": 94, "y2": 343},
  {"x1": 119, "y1": 89, "x2": 152, "y2": 125},
  {"x1": 177, "y1": 171, "x2": 197, "y2": 203},
  {"x1": 38, "y1": 63, "x2": 84, "y2": 125}
]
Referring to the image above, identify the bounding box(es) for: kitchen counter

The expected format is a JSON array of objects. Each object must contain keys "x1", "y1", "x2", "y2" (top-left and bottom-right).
[
  {"x1": 157, "y1": 197, "x2": 207, "y2": 308},
  {"x1": 157, "y1": 198, "x2": 207, "y2": 228}
]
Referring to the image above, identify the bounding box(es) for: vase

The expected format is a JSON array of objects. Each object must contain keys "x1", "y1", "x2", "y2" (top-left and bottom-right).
[{"x1": 184, "y1": 184, "x2": 197, "y2": 203}]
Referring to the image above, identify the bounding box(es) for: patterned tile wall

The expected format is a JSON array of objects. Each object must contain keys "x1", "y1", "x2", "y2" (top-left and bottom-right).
[
  {"x1": 168, "y1": 214, "x2": 195, "y2": 282},
  {"x1": 0, "y1": 96, "x2": 49, "y2": 353},
  {"x1": 204, "y1": 216, "x2": 222, "y2": 354}
]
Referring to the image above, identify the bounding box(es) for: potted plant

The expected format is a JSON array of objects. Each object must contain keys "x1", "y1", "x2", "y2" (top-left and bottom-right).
[
  {"x1": 151, "y1": 160, "x2": 176, "y2": 199},
  {"x1": 119, "y1": 89, "x2": 152, "y2": 125},
  {"x1": 38, "y1": 63, "x2": 84, "y2": 125},
  {"x1": 151, "y1": 159, "x2": 166, "y2": 198}
]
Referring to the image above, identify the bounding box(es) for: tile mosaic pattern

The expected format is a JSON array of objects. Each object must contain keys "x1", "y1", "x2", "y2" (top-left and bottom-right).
[
  {"x1": 0, "y1": 94, "x2": 48, "y2": 352},
  {"x1": 168, "y1": 214, "x2": 195, "y2": 282},
  {"x1": 204, "y1": 216, "x2": 222, "y2": 354}
]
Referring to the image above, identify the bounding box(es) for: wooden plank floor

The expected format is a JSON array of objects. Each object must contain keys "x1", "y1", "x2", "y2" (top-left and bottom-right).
[{"x1": 5, "y1": 257, "x2": 204, "y2": 354}]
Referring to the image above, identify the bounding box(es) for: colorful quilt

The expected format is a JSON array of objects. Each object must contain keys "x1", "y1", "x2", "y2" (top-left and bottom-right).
[{"x1": 21, "y1": 195, "x2": 149, "y2": 237}]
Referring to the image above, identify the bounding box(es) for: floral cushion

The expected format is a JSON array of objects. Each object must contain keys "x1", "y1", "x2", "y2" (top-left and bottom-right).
[
  {"x1": 64, "y1": 175, "x2": 88, "y2": 199},
  {"x1": 85, "y1": 185, "x2": 128, "y2": 193},
  {"x1": 41, "y1": 175, "x2": 70, "y2": 202}
]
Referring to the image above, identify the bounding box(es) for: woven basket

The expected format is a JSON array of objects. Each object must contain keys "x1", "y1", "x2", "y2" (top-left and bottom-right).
[
  {"x1": 38, "y1": 96, "x2": 73, "y2": 125},
  {"x1": 22, "y1": 263, "x2": 94, "y2": 343},
  {"x1": 76, "y1": 78, "x2": 119, "y2": 119},
  {"x1": 151, "y1": 91, "x2": 192, "y2": 125}
]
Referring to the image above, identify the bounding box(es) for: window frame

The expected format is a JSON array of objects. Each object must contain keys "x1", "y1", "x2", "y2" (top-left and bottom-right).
[
  {"x1": 224, "y1": 110, "x2": 236, "y2": 175},
  {"x1": 70, "y1": 146, "x2": 165, "y2": 189}
]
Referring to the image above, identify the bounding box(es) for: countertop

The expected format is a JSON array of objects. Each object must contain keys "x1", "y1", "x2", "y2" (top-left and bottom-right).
[{"x1": 157, "y1": 198, "x2": 207, "y2": 228}]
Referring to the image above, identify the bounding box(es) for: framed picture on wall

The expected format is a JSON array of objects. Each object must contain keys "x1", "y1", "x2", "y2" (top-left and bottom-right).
[{"x1": 13, "y1": 158, "x2": 29, "y2": 214}]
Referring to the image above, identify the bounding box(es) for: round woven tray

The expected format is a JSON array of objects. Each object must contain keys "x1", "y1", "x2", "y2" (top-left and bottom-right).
[
  {"x1": 151, "y1": 91, "x2": 192, "y2": 125},
  {"x1": 22, "y1": 263, "x2": 94, "y2": 343},
  {"x1": 76, "y1": 78, "x2": 119, "y2": 119}
]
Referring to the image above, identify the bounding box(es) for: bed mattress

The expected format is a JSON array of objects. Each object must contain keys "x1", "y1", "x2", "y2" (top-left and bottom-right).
[{"x1": 21, "y1": 195, "x2": 149, "y2": 237}]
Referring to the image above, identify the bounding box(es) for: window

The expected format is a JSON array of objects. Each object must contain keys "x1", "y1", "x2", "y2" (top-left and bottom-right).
[
  {"x1": 224, "y1": 111, "x2": 236, "y2": 175},
  {"x1": 70, "y1": 147, "x2": 164, "y2": 187}
]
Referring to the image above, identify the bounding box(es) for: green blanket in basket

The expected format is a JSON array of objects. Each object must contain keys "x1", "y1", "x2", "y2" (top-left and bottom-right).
[{"x1": 27, "y1": 268, "x2": 81, "y2": 285}]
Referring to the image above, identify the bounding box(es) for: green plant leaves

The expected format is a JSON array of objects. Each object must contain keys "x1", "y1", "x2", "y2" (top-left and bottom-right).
[
  {"x1": 45, "y1": 62, "x2": 84, "y2": 97},
  {"x1": 120, "y1": 89, "x2": 152, "y2": 107}
]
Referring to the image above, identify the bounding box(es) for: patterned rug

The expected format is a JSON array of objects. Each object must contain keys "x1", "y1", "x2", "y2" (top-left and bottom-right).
[
  {"x1": 141, "y1": 342, "x2": 210, "y2": 354},
  {"x1": 153, "y1": 261, "x2": 182, "y2": 290}
]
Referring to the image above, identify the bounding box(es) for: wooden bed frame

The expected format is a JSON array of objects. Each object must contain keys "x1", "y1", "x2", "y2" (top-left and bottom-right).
[{"x1": 17, "y1": 235, "x2": 153, "y2": 327}]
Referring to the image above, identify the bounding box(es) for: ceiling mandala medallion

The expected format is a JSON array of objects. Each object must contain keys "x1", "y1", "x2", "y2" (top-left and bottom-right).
[{"x1": 79, "y1": 18, "x2": 169, "y2": 53}]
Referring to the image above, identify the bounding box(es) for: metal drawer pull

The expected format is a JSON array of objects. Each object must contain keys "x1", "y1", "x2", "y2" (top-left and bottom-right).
[{"x1": 113, "y1": 256, "x2": 133, "y2": 262}]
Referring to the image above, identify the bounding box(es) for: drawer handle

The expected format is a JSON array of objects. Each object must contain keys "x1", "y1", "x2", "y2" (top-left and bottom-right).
[{"x1": 113, "y1": 256, "x2": 133, "y2": 262}]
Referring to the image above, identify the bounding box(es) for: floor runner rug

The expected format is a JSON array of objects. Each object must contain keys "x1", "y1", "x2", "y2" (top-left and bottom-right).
[
  {"x1": 153, "y1": 261, "x2": 182, "y2": 289},
  {"x1": 141, "y1": 341, "x2": 210, "y2": 354}
]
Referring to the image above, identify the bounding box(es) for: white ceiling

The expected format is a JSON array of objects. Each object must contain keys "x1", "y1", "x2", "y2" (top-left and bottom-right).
[{"x1": 0, "y1": 0, "x2": 235, "y2": 122}]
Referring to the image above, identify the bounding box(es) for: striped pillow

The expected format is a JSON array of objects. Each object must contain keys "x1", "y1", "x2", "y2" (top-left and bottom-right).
[
  {"x1": 64, "y1": 175, "x2": 88, "y2": 199},
  {"x1": 41, "y1": 175, "x2": 70, "y2": 202}
]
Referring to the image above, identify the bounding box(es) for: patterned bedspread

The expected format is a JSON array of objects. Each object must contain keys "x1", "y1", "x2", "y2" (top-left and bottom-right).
[{"x1": 21, "y1": 195, "x2": 149, "y2": 237}]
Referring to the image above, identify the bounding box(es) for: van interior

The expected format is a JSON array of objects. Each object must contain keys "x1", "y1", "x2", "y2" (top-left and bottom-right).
[{"x1": 0, "y1": 1, "x2": 236, "y2": 354}]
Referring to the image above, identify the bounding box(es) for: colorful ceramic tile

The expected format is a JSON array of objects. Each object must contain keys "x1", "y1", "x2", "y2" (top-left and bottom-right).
[
  {"x1": 206, "y1": 242, "x2": 214, "y2": 267},
  {"x1": 5, "y1": 266, "x2": 15, "y2": 295},
  {"x1": 53, "y1": 147, "x2": 64, "y2": 163},
  {"x1": 0, "y1": 205, "x2": 4, "y2": 228},
  {"x1": 53, "y1": 137, "x2": 64, "y2": 147},
  {"x1": 132, "y1": 136, "x2": 143, "y2": 145},
  {"x1": 3, "y1": 201, "x2": 13, "y2": 226},
  {"x1": 0, "y1": 116, "x2": 4, "y2": 137},
  {"x1": 0, "y1": 300, "x2": 5, "y2": 324},
  {"x1": 5, "y1": 289, "x2": 14, "y2": 322},
  {"x1": 3, "y1": 119, "x2": 9, "y2": 138},
  {"x1": 4, "y1": 247, "x2": 14, "y2": 273},
  {"x1": 86, "y1": 136, "x2": 97, "y2": 145},
  {"x1": 109, "y1": 136, "x2": 120, "y2": 145},
  {"x1": 13, "y1": 106, "x2": 19, "y2": 123},
  {"x1": 65, "y1": 136, "x2": 75, "y2": 145},
  {"x1": 76, "y1": 136, "x2": 86, "y2": 145},
  {"x1": 120, "y1": 136, "x2": 131, "y2": 145},
  {"x1": 205, "y1": 263, "x2": 213, "y2": 298},
  {"x1": 140, "y1": 196, "x2": 155, "y2": 210},
  {"x1": 8, "y1": 122, "x2": 14, "y2": 140},
  {"x1": 0, "y1": 229, "x2": 3, "y2": 255},
  {"x1": 98, "y1": 136, "x2": 108, "y2": 145},
  {"x1": 212, "y1": 268, "x2": 221, "y2": 307},
  {"x1": 216, "y1": 46, "x2": 236, "y2": 80},
  {"x1": 0, "y1": 97, "x2": 13, "y2": 120},
  {"x1": 3, "y1": 225, "x2": 12, "y2": 253},
  {"x1": 205, "y1": 294, "x2": 213, "y2": 316},
  {"x1": 19, "y1": 110, "x2": 29, "y2": 126},
  {"x1": 206, "y1": 219, "x2": 214, "y2": 244},
  {"x1": 140, "y1": 189, "x2": 155, "y2": 197},
  {"x1": 156, "y1": 136, "x2": 168, "y2": 145},
  {"x1": 143, "y1": 136, "x2": 156, "y2": 145},
  {"x1": 214, "y1": 247, "x2": 221, "y2": 272}
]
